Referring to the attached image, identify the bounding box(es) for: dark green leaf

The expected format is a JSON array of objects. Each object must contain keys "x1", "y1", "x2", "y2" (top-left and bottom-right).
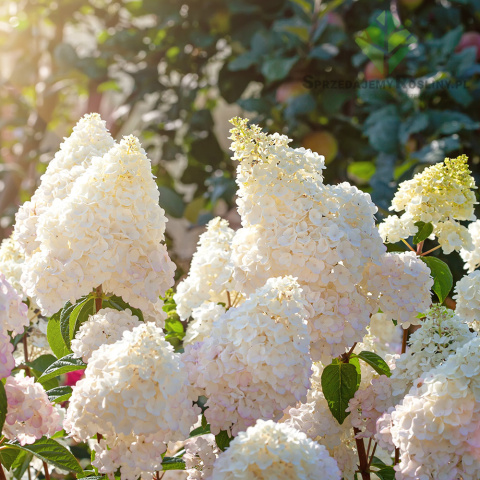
[
  {"x1": 61, "y1": 299, "x2": 85, "y2": 349},
  {"x1": 27, "y1": 354, "x2": 59, "y2": 390},
  {"x1": 158, "y1": 186, "x2": 185, "y2": 218},
  {"x1": 420, "y1": 256, "x2": 453, "y2": 303},
  {"x1": 321, "y1": 363, "x2": 359, "y2": 424},
  {"x1": 46, "y1": 386, "x2": 73, "y2": 404},
  {"x1": 375, "y1": 466, "x2": 396, "y2": 480},
  {"x1": 260, "y1": 56, "x2": 299, "y2": 83},
  {"x1": 70, "y1": 298, "x2": 95, "y2": 342},
  {"x1": 348, "y1": 356, "x2": 362, "y2": 388},
  {"x1": 189, "y1": 423, "x2": 211, "y2": 438},
  {"x1": 47, "y1": 312, "x2": 71, "y2": 359},
  {"x1": 0, "y1": 447, "x2": 20, "y2": 471},
  {"x1": 215, "y1": 430, "x2": 232, "y2": 451},
  {"x1": 12, "y1": 451, "x2": 32, "y2": 479},
  {"x1": 38, "y1": 354, "x2": 86, "y2": 383},
  {"x1": 413, "y1": 221, "x2": 434, "y2": 244},
  {"x1": 355, "y1": 351, "x2": 391, "y2": 377},
  {"x1": 104, "y1": 295, "x2": 144, "y2": 322},
  {"x1": 6, "y1": 437, "x2": 82, "y2": 473}
]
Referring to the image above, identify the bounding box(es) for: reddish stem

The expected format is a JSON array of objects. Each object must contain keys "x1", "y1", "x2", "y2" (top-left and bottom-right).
[
  {"x1": 353, "y1": 428, "x2": 371, "y2": 480},
  {"x1": 95, "y1": 285, "x2": 103, "y2": 313}
]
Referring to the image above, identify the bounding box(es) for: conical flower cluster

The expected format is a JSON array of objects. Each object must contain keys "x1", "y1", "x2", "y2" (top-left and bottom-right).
[{"x1": 15, "y1": 115, "x2": 175, "y2": 316}]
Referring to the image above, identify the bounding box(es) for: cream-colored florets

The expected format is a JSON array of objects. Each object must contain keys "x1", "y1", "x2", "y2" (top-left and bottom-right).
[
  {"x1": 360, "y1": 252, "x2": 433, "y2": 328},
  {"x1": 64, "y1": 322, "x2": 199, "y2": 443},
  {"x1": 380, "y1": 155, "x2": 477, "y2": 253},
  {"x1": 388, "y1": 336, "x2": 480, "y2": 480},
  {"x1": 0, "y1": 332, "x2": 14, "y2": 379},
  {"x1": 460, "y1": 219, "x2": 480, "y2": 272},
  {"x1": 71, "y1": 308, "x2": 141, "y2": 362},
  {"x1": 3, "y1": 376, "x2": 61, "y2": 445},
  {"x1": 184, "y1": 434, "x2": 221, "y2": 480},
  {"x1": 0, "y1": 235, "x2": 25, "y2": 296},
  {"x1": 210, "y1": 419, "x2": 341, "y2": 480},
  {"x1": 229, "y1": 118, "x2": 385, "y2": 362},
  {"x1": 454, "y1": 270, "x2": 480, "y2": 331},
  {"x1": 18, "y1": 130, "x2": 175, "y2": 316},
  {"x1": 174, "y1": 217, "x2": 238, "y2": 320},
  {"x1": 183, "y1": 302, "x2": 226, "y2": 346},
  {"x1": 184, "y1": 276, "x2": 311, "y2": 435},
  {"x1": 0, "y1": 273, "x2": 28, "y2": 335},
  {"x1": 390, "y1": 305, "x2": 475, "y2": 400}
]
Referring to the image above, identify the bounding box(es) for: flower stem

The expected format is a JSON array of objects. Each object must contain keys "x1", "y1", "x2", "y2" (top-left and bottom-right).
[
  {"x1": 95, "y1": 285, "x2": 103, "y2": 313},
  {"x1": 420, "y1": 245, "x2": 442, "y2": 256},
  {"x1": 416, "y1": 240, "x2": 424, "y2": 255},
  {"x1": 353, "y1": 428, "x2": 371, "y2": 480},
  {"x1": 400, "y1": 238, "x2": 415, "y2": 252},
  {"x1": 0, "y1": 464, "x2": 6, "y2": 480},
  {"x1": 42, "y1": 462, "x2": 50, "y2": 480},
  {"x1": 22, "y1": 333, "x2": 31, "y2": 377}
]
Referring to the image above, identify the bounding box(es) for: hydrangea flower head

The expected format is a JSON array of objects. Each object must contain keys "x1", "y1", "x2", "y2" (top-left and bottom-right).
[
  {"x1": 380, "y1": 155, "x2": 477, "y2": 253},
  {"x1": 454, "y1": 270, "x2": 480, "y2": 331},
  {"x1": 184, "y1": 276, "x2": 311, "y2": 435},
  {"x1": 461, "y1": 219, "x2": 480, "y2": 272},
  {"x1": 211, "y1": 419, "x2": 341, "y2": 480}
]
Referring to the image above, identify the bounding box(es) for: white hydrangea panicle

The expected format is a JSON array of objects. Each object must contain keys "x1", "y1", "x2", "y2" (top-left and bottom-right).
[
  {"x1": 0, "y1": 235, "x2": 25, "y2": 296},
  {"x1": 183, "y1": 302, "x2": 226, "y2": 346},
  {"x1": 360, "y1": 252, "x2": 433, "y2": 328},
  {"x1": 281, "y1": 363, "x2": 357, "y2": 477},
  {"x1": 229, "y1": 118, "x2": 385, "y2": 362},
  {"x1": 390, "y1": 304, "x2": 474, "y2": 400},
  {"x1": 454, "y1": 270, "x2": 480, "y2": 331},
  {"x1": 65, "y1": 322, "x2": 198, "y2": 443},
  {"x1": 14, "y1": 113, "x2": 115, "y2": 256},
  {"x1": 174, "y1": 217, "x2": 237, "y2": 320},
  {"x1": 380, "y1": 155, "x2": 477, "y2": 253},
  {"x1": 0, "y1": 332, "x2": 15, "y2": 379},
  {"x1": 71, "y1": 308, "x2": 141, "y2": 362},
  {"x1": 388, "y1": 336, "x2": 480, "y2": 480},
  {"x1": 20, "y1": 134, "x2": 175, "y2": 316},
  {"x1": 184, "y1": 276, "x2": 312, "y2": 436},
  {"x1": 211, "y1": 419, "x2": 341, "y2": 480},
  {"x1": 3, "y1": 376, "x2": 61, "y2": 445},
  {"x1": 460, "y1": 219, "x2": 480, "y2": 272},
  {"x1": 93, "y1": 433, "x2": 173, "y2": 480},
  {"x1": 184, "y1": 434, "x2": 221, "y2": 480},
  {"x1": 0, "y1": 273, "x2": 28, "y2": 335}
]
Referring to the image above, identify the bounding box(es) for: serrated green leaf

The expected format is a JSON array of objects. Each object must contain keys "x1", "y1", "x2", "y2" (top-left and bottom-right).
[
  {"x1": 47, "y1": 312, "x2": 71, "y2": 359},
  {"x1": 70, "y1": 297, "x2": 95, "y2": 342},
  {"x1": 161, "y1": 457, "x2": 185, "y2": 471},
  {"x1": 6, "y1": 437, "x2": 82, "y2": 473},
  {"x1": 104, "y1": 295, "x2": 144, "y2": 322},
  {"x1": 348, "y1": 356, "x2": 362, "y2": 388},
  {"x1": 413, "y1": 221, "x2": 434, "y2": 244},
  {"x1": 12, "y1": 451, "x2": 32, "y2": 479},
  {"x1": 38, "y1": 354, "x2": 86, "y2": 383},
  {"x1": 0, "y1": 446, "x2": 20, "y2": 470},
  {"x1": 321, "y1": 362, "x2": 359, "y2": 424},
  {"x1": 26, "y1": 354, "x2": 59, "y2": 390},
  {"x1": 215, "y1": 430, "x2": 232, "y2": 451},
  {"x1": 0, "y1": 380, "x2": 6, "y2": 434},
  {"x1": 355, "y1": 351, "x2": 391, "y2": 377},
  {"x1": 189, "y1": 423, "x2": 211, "y2": 437},
  {"x1": 46, "y1": 386, "x2": 72, "y2": 404},
  {"x1": 420, "y1": 256, "x2": 453, "y2": 303},
  {"x1": 61, "y1": 298, "x2": 86, "y2": 349}
]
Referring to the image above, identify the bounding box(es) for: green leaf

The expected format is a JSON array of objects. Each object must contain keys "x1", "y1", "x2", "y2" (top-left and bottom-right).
[
  {"x1": 375, "y1": 466, "x2": 396, "y2": 480},
  {"x1": 0, "y1": 380, "x2": 6, "y2": 434},
  {"x1": 46, "y1": 386, "x2": 73, "y2": 404},
  {"x1": 60, "y1": 299, "x2": 84, "y2": 350},
  {"x1": 420, "y1": 256, "x2": 453, "y2": 303},
  {"x1": 355, "y1": 351, "x2": 391, "y2": 377},
  {"x1": 47, "y1": 312, "x2": 71, "y2": 359},
  {"x1": 104, "y1": 295, "x2": 144, "y2": 322},
  {"x1": 0, "y1": 447, "x2": 20, "y2": 470},
  {"x1": 413, "y1": 221, "x2": 434, "y2": 244},
  {"x1": 38, "y1": 354, "x2": 86, "y2": 383},
  {"x1": 27, "y1": 354, "x2": 59, "y2": 390},
  {"x1": 6, "y1": 437, "x2": 82, "y2": 473},
  {"x1": 12, "y1": 451, "x2": 32, "y2": 479},
  {"x1": 348, "y1": 356, "x2": 362, "y2": 388},
  {"x1": 260, "y1": 56, "x2": 299, "y2": 83},
  {"x1": 189, "y1": 423, "x2": 211, "y2": 438},
  {"x1": 215, "y1": 430, "x2": 232, "y2": 451},
  {"x1": 321, "y1": 363, "x2": 359, "y2": 424},
  {"x1": 69, "y1": 297, "x2": 95, "y2": 342},
  {"x1": 161, "y1": 457, "x2": 186, "y2": 471},
  {"x1": 158, "y1": 186, "x2": 185, "y2": 218}
]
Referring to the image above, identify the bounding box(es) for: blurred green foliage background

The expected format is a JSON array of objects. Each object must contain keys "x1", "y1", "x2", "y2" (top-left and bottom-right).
[{"x1": 0, "y1": 0, "x2": 479, "y2": 279}]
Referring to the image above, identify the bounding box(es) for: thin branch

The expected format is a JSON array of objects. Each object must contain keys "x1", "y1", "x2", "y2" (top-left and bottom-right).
[
  {"x1": 42, "y1": 462, "x2": 50, "y2": 480},
  {"x1": 95, "y1": 285, "x2": 103, "y2": 313},
  {"x1": 368, "y1": 442, "x2": 378, "y2": 467},
  {"x1": 0, "y1": 464, "x2": 7, "y2": 480},
  {"x1": 401, "y1": 328, "x2": 408, "y2": 354},
  {"x1": 226, "y1": 291, "x2": 232, "y2": 309},
  {"x1": 400, "y1": 238, "x2": 415, "y2": 252},
  {"x1": 416, "y1": 240, "x2": 424, "y2": 255},
  {"x1": 420, "y1": 245, "x2": 442, "y2": 256},
  {"x1": 353, "y1": 428, "x2": 371, "y2": 480}
]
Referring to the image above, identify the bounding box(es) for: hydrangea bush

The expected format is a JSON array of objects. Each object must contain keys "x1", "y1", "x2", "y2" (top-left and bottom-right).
[{"x1": 0, "y1": 113, "x2": 479, "y2": 480}]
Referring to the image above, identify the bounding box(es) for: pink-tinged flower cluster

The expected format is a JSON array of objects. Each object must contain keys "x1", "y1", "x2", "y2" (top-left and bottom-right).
[
  {"x1": 3, "y1": 376, "x2": 61, "y2": 445},
  {"x1": 184, "y1": 434, "x2": 220, "y2": 480}
]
